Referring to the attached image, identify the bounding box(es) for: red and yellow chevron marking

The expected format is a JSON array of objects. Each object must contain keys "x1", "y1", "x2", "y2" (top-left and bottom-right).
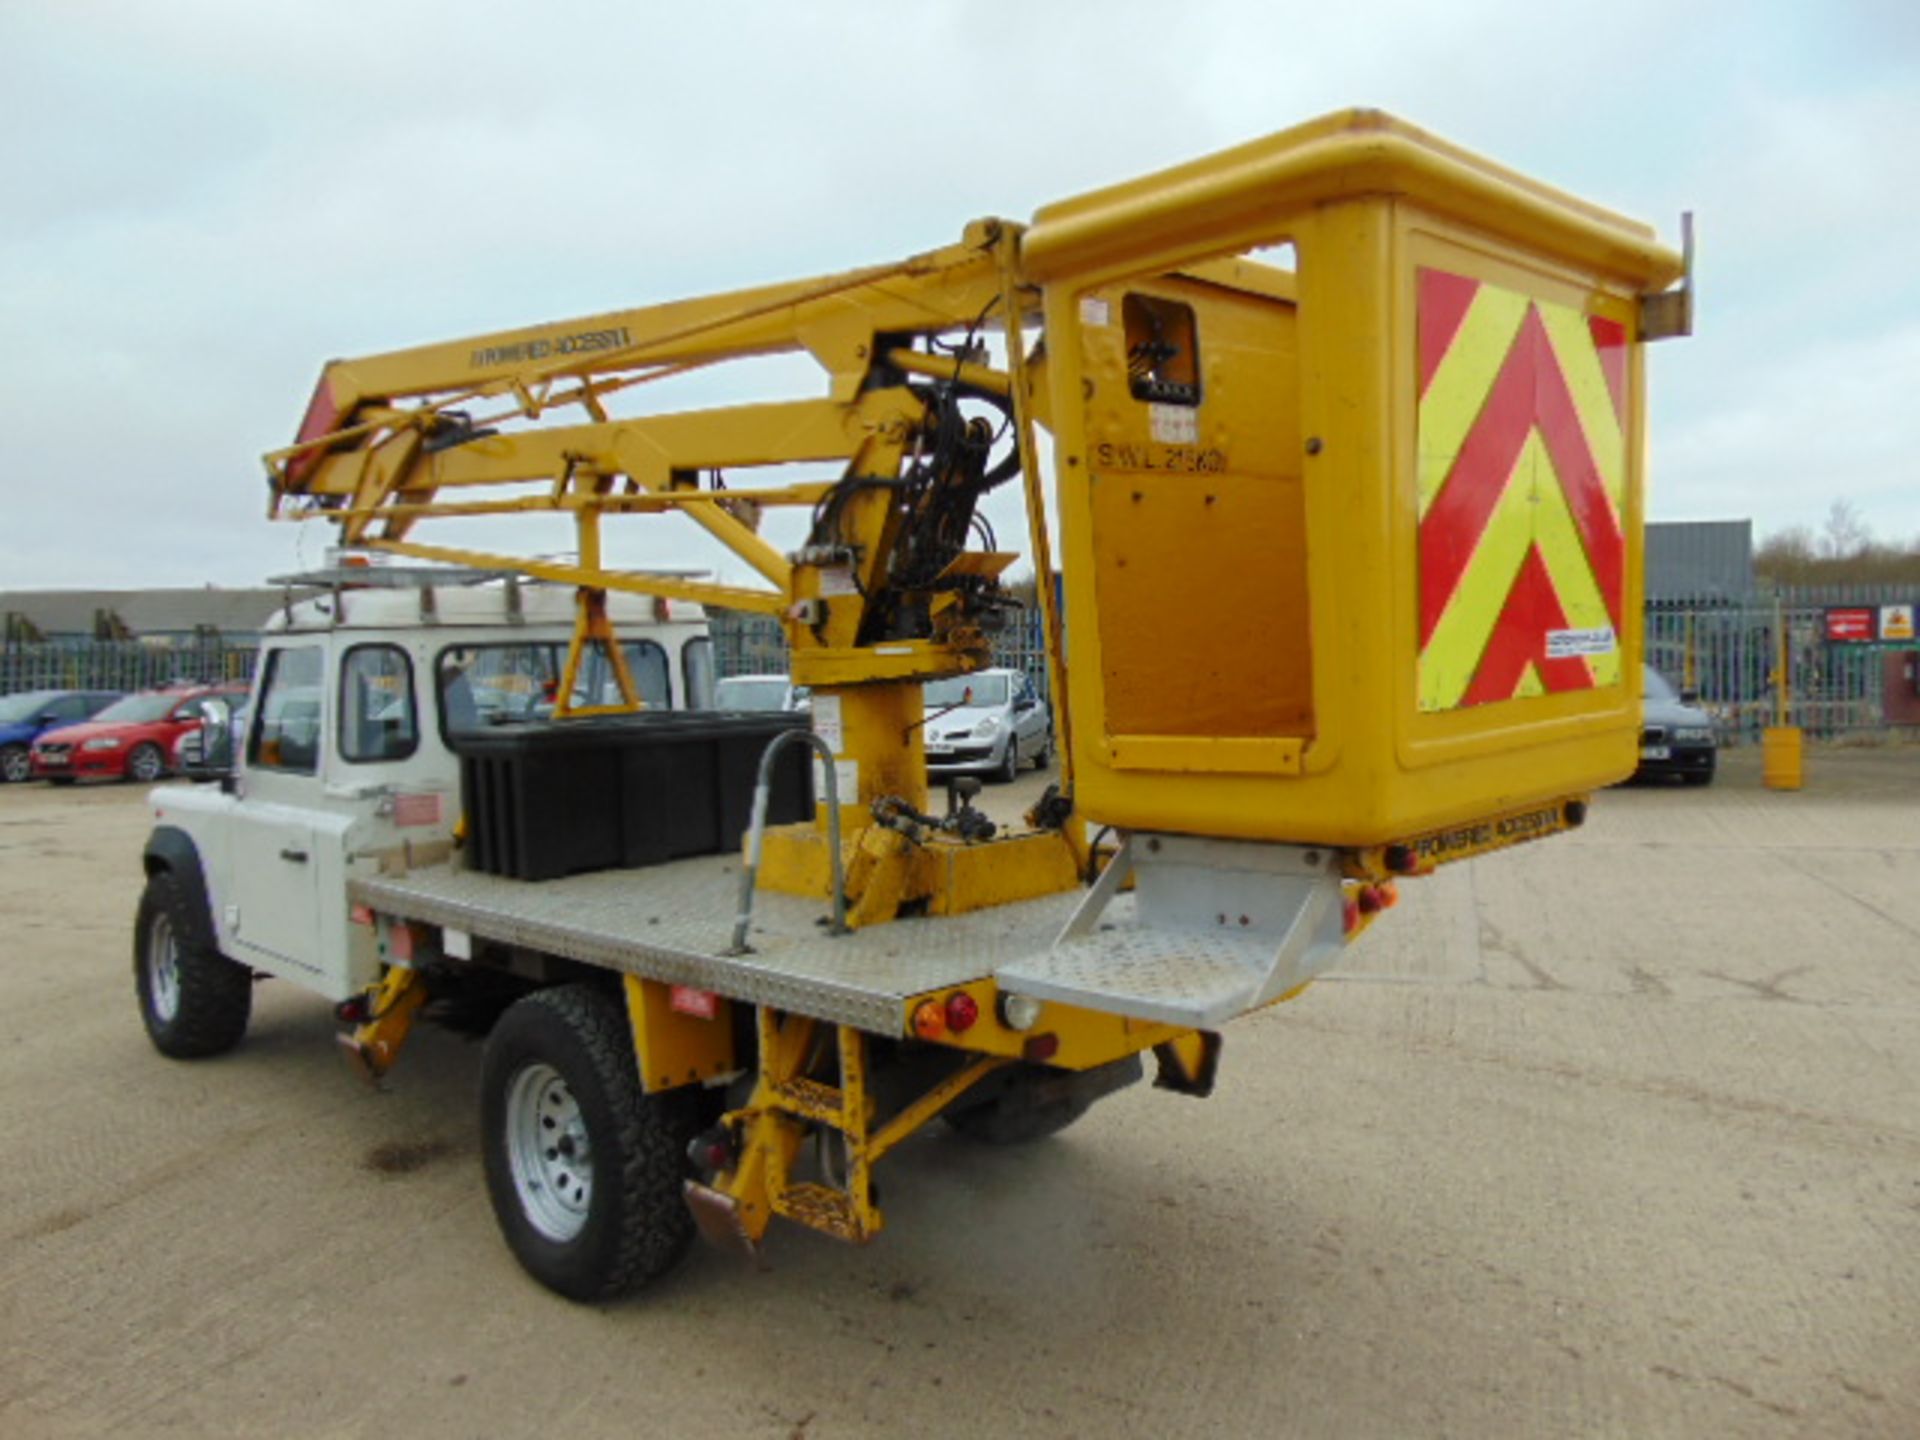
[{"x1": 1416, "y1": 267, "x2": 1628, "y2": 712}]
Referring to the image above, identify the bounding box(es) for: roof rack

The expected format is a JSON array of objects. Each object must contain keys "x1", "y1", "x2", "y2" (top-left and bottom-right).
[
  {"x1": 263, "y1": 564, "x2": 523, "y2": 590},
  {"x1": 263, "y1": 562, "x2": 533, "y2": 628}
]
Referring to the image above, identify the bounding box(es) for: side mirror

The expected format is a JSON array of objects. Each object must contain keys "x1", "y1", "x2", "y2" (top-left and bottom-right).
[
  {"x1": 1680, "y1": 687, "x2": 1701, "y2": 706},
  {"x1": 180, "y1": 698, "x2": 236, "y2": 781}
]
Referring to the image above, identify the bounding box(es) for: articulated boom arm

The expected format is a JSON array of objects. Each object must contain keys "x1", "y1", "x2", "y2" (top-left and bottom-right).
[
  {"x1": 265, "y1": 220, "x2": 1043, "y2": 655},
  {"x1": 268, "y1": 214, "x2": 1078, "y2": 920}
]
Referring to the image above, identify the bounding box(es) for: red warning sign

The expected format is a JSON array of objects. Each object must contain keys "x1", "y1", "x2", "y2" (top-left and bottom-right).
[{"x1": 1825, "y1": 608, "x2": 1876, "y2": 643}]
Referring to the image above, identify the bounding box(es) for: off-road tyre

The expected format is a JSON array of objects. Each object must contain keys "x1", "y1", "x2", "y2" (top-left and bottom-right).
[
  {"x1": 946, "y1": 1072, "x2": 1091, "y2": 1145},
  {"x1": 134, "y1": 869, "x2": 252, "y2": 1058},
  {"x1": 480, "y1": 984, "x2": 700, "y2": 1302},
  {"x1": 126, "y1": 743, "x2": 165, "y2": 784}
]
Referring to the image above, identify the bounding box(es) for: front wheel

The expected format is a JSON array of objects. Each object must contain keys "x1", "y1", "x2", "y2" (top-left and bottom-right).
[
  {"x1": 480, "y1": 985, "x2": 700, "y2": 1302},
  {"x1": 135, "y1": 870, "x2": 252, "y2": 1058},
  {"x1": 0, "y1": 744, "x2": 29, "y2": 784},
  {"x1": 994, "y1": 737, "x2": 1020, "y2": 784}
]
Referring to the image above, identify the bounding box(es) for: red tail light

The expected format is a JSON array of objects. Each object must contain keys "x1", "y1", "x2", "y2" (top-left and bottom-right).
[{"x1": 945, "y1": 992, "x2": 980, "y2": 1033}]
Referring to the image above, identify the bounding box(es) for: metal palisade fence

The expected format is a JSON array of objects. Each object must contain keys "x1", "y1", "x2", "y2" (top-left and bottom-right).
[
  {"x1": 0, "y1": 639, "x2": 257, "y2": 698},
  {"x1": 1647, "y1": 587, "x2": 1916, "y2": 741},
  {"x1": 4, "y1": 595, "x2": 1914, "y2": 741}
]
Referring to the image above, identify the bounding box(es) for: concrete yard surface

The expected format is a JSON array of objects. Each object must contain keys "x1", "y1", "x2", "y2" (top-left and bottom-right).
[{"x1": 1, "y1": 748, "x2": 1917, "y2": 1438}]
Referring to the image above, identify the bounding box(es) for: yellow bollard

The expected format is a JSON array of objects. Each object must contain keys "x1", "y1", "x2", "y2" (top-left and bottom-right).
[{"x1": 1762, "y1": 726, "x2": 1803, "y2": 791}]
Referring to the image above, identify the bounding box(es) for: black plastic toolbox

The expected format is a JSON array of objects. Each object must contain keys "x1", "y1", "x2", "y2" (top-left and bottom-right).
[{"x1": 453, "y1": 712, "x2": 813, "y2": 882}]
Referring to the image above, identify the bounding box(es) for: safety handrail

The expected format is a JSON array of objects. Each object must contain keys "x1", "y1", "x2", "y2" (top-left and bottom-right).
[{"x1": 729, "y1": 729, "x2": 847, "y2": 953}]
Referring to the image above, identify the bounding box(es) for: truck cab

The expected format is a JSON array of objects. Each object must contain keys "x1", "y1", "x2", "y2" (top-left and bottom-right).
[{"x1": 147, "y1": 579, "x2": 713, "y2": 1003}]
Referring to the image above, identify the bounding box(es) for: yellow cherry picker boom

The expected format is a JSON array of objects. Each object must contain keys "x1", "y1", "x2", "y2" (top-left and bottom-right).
[{"x1": 140, "y1": 110, "x2": 1689, "y2": 1299}]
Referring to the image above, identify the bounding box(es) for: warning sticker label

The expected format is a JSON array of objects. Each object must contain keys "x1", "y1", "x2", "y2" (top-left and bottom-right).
[
  {"x1": 1148, "y1": 403, "x2": 1199, "y2": 445},
  {"x1": 811, "y1": 693, "x2": 843, "y2": 752},
  {"x1": 1546, "y1": 626, "x2": 1618, "y2": 660}
]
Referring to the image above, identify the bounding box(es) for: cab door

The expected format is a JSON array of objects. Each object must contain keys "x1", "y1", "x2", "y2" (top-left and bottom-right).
[{"x1": 226, "y1": 642, "x2": 328, "y2": 983}]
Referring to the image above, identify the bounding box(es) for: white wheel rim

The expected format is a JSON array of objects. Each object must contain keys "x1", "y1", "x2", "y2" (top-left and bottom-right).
[
  {"x1": 505, "y1": 1062, "x2": 593, "y2": 1242},
  {"x1": 147, "y1": 912, "x2": 181, "y2": 1023}
]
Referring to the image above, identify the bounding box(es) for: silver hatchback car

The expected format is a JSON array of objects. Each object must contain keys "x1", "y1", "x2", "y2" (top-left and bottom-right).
[{"x1": 921, "y1": 668, "x2": 1052, "y2": 783}]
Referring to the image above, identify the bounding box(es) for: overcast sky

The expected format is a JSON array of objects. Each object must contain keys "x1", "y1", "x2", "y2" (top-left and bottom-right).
[{"x1": 3, "y1": 0, "x2": 1917, "y2": 593}]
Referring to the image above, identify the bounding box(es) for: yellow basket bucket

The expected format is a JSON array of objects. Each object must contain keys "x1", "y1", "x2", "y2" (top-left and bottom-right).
[{"x1": 1030, "y1": 111, "x2": 1688, "y2": 846}]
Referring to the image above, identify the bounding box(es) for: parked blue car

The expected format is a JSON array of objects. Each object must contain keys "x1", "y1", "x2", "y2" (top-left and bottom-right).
[{"x1": 0, "y1": 689, "x2": 124, "y2": 783}]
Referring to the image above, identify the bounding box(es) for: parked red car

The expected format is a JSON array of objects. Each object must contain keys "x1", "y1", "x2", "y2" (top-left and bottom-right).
[{"x1": 31, "y1": 684, "x2": 248, "y2": 784}]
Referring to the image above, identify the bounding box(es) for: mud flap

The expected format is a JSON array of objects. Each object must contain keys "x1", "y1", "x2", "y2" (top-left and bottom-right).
[
  {"x1": 684, "y1": 1181, "x2": 766, "y2": 1267},
  {"x1": 1152, "y1": 1030, "x2": 1223, "y2": 1098}
]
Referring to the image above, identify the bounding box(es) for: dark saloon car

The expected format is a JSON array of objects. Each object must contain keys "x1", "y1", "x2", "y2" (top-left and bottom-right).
[
  {"x1": 1637, "y1": 664, "x2": 1716, "y2": 785},
  {"x1": 0, "y1": 689, "x2": 123, "y2": 783}
]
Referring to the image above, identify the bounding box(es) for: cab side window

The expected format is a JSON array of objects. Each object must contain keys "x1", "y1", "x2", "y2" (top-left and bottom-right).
[
  {"x1": 339, "y1": 645, "x2": 418, "y2": 763},
  {"x1": 250, "y1": 646, "x2": 325, "y2": 775}
]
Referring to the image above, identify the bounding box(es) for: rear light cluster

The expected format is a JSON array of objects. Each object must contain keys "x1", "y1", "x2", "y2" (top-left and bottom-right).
[
  {"x1": 910, "y1": 989, "x2": 1053, "y2": 1059},
  {"x1": 912, "y1": 991, "x2": 982, "y2": 1040}
]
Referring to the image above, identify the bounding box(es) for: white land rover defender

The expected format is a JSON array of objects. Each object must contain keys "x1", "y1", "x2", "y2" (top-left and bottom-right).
[{"x1": 135, "y1": 576, "x2": 714, "y2": 1050}]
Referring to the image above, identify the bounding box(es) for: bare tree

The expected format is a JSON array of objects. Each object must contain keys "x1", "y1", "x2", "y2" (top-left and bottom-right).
[
  {"x1": 1756, "y1": 504, "x2": 1920, "y2": 586},
  {"x1": 1819, "y1": 499, "x2": 1872, "y2": 560}
]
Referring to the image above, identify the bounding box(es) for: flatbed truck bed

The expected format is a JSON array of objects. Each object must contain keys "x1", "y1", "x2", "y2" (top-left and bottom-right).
[{"x1": 351, "y1": 854, "x2": 1086, "y2": 1036}]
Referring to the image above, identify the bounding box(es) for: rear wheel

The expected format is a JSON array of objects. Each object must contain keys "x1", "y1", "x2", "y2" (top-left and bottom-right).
[
  {"x1": 1683, "y1": 767, "x2": 1715, "y2": 787},
  {"x1": 134, "y1": 870, "x2": 252, "y2": 1058},
  {"x1": 0, "y1": 744, "x2": 28, "y2": 784},
  {"x1": 127, "y1": 743, "x2": 165, "y2": 783},
  {"x1": 947, "y1": 1071, "x2": 1091, "y2": 1145},
  {"x1": 480, "y1": 984, "x2": 700, "y2": 1301}
]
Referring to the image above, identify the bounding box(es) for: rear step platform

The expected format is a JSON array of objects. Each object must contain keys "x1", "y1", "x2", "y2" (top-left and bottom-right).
[{"x1": 994, "y1": 834, "x2": 1347, "y2": 1028}]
